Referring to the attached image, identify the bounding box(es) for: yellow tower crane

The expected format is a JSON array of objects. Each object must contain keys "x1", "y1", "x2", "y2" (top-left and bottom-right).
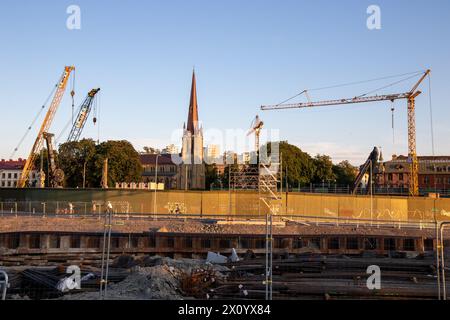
[
  {"x1": 17, "y1": 66, "x2": 75, "y2": 188},
  {"x1": 261, "y1": 69, "x2": 430, "y2": 197}
]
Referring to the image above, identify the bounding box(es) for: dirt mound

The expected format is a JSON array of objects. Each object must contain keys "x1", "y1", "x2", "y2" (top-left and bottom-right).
[{"x1": 61, "y1": 256, "x2": 229, "y2": 300}]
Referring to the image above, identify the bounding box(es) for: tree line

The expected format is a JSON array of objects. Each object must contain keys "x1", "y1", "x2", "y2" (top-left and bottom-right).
[
  {"x1": 36, "y1": 140, "x2": 356, "y2": 189},
  {"x1": 36, "y1": 139, "x2": 142, "y2": 188}
]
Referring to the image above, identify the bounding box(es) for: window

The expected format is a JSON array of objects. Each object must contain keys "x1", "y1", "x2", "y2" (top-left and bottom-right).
[
  {"x1": 201, "y1": 238, "x2": 211, "y2": 249},
  {"x1": 7, "y1": 173, "x2": 11, "y2": 179},
  {"x1": 130, "y1": 237, "x2": 139, "y2": 248},
  {"x1": 255, "y1": 238, "x2": 265, "y2": 249},
  {"x1": 274, "y1": 238, "x2": 284, "y2": 248},
  {"x1": 364, "y1": 238, "x2": 377, "y2": 250},
  {"x1": 111, "y1": 237, "x2": 120, "y2": 248},
  {"x1": 308, "y1": 238, "x2": 321, "y2": 249},
  {"x1": 49, "y1": 235, "x2": 60, "y2": 248},
  {"x1": 148, "y1": 234, "x2": 156, "y2": 247},
  {"x1": 399, "y1": 173, "x2": 404, "y2": 181},
  {"x1": 346, "y1": 237, "x2": 359, "y2": 250},
  {"x1": 384, "y1": 238, "x2": 396, "y2": 251},
  {"x1": 293, "y1": 238, "x2": 303, "y2": 249},
  {"x1": 13, "y1": 173, "x2": 17, "y2": 179},
  {"x1": 184, "y1": 237, "x2": 192, "y2": 248},
  {"x1": 70, "y1": 236, "x2": 81, "y2": 248},
  {"x1": 239, "y1": 238, "x2": 249, "y2": 248},
  {"x1": 424, "y1": 239, "x2": 434, "y2": 251},
  {"x1": 8, "y1": 234, "x2": 20, "y2": 249},
  {"x1": 219, "y1": 239, "x2": 231, "y2": 248},
  {"x1": 88, "y1": 237, "x2": 100, "y2": 248},
  {"x1": 403, "y1": 238, "x2": 415, "y2": 251},
  {"x1": 29, "y1": 234, "x2": 40, "y2": 249},
  {"x1": 327, "y1": 237, "x2": 340, "y2": 250}
]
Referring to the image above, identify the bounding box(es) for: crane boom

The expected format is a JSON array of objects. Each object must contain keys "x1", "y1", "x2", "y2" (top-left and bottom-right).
[
  {"x1": 67, "y1": 88, "x2": 100, "y2": 142},
  {"x1": 261, "y1": 93, "x2": 410, "y2": 110},
  {"x1": 17, "y1": 66, "x2": 75, "y2": 188},
  {"x1": 261, "y1": 70, "x2": 430, "y2": 196}
]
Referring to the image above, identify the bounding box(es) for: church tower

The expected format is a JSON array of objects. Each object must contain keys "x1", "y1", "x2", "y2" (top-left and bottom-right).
[{"x1": 179, "y1": 70, "x2": 206, "y2": 190}]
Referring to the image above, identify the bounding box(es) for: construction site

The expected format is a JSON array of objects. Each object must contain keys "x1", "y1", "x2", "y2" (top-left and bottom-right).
[{"x1": 1, "y1": 63, "x2": 450, "y2": 302}]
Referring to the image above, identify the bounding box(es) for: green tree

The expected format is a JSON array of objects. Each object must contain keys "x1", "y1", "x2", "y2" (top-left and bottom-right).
[
  {"x1": 266, "y1": 141, "x2": 316, "y2": 188},
  {"x1": 58, "y1": 139, "x2": 142, "y2": 188},
  {"x1": 333, "y1": 160, "x2": 357, "y2": 185},
  {"x1": 94, "y1": 140, "x2": 143, "y2": 187},
  {"x1": 205, "y1": 164, "x2": 220, "y2": 190},
  {"x1": 142, "y1": 146, "x2": 159, "y2": 154},
  {"x1": 58, "y1": 139, "x2": 97, "y2": 188},
  {"x1": 313, "y1": 154, "x2": 336, "y2": 183}
]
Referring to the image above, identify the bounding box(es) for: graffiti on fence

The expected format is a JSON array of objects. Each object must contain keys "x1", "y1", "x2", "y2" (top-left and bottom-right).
[{"x1": 165, "y1": 202, "x2": 186, "y2": 214}]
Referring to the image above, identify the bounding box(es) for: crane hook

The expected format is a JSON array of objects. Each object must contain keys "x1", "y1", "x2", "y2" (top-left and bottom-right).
[{"x1": 391, "y1": 102, "x2": 395, "y2": 145}]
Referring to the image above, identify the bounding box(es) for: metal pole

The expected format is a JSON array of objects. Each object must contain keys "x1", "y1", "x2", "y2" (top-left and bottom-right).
[
  {"x1": 269, "y1": 212, "x2": 273, "y2": 300},
  {"x1": 99, "y1": 210, "x2": 107, "y2": 299},
  {"x1": 438, "y1": 221, "x2": 450, "y2": 300},
  {"x1": 441, "y1": 225, "x2": 446, "y2": 300},
  {"x1": 265, "y1": 210, "x2": 269, "y2": 300},
  {"x1": 433, "y1": 200, "x2": 441, "y2": 300},
  {"x1": 154, "y1": 154, "x2": 159, "y2": 217},
  {"x1": 228, "y1": 165, "x2": 231, "y2": 215},
  {"x1": 104, "y1": 210, "x2": 112, "y2": 298},
  {"x1": 83, "y1": 161, "x2": 87, "y2": 189}
]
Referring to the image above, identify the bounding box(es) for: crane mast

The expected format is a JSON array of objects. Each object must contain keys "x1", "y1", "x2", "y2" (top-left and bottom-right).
[
  {"x1": 67, "y1": 88, "x2": 100, "y2": 143},
  {"x1": 17, "y1": 66, "x2": 75, "y2": 188},
  {"x1": 261, "y1": 69, "x2": 430, "y2": 196}
]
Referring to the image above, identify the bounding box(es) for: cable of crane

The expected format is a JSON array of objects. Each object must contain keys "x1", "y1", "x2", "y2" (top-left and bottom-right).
[
  {"x1": 274, "y1": 70, "x2": 425, "y2": 106},
  {"x1": 428, "y1": 74, "x2": 435, "y2": 156},
  {"x1": 55, "y1": 117, "x2": 73, "y2": 145},
  {"x1": 355, "y1": 72, "x2": 425, "y2": 98},
  {"x1": 96, "y1": 89, "x2": 101, "y2": 144},
  {"x1": 9, "y1": 83, "x2": 58, "y2": 159}
]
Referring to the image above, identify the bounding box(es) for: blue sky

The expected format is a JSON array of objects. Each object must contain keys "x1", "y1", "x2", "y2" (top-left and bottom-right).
[{"x1": 0, "y1": 0, "x2": 449, "y2": 164}]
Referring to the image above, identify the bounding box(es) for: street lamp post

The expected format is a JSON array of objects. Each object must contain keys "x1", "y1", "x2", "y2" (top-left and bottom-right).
[{"x1": 153, "y1": 154, "x2": 160, "y2": 217}]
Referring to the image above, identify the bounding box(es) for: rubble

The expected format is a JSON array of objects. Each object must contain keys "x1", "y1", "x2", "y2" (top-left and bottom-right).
[{"x1": 60, "y1": 255, "x2": 229, "y2": 300}]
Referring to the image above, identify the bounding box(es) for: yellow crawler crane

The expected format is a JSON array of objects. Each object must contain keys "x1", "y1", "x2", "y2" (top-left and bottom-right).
[{"x1": 17, "y1": 66, "x2": 75, "y2": 188}]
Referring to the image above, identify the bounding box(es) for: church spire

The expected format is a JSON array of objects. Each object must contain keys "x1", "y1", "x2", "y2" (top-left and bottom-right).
[{"x1": 187, "y1": 69, "x2": 199, "y2": 134}]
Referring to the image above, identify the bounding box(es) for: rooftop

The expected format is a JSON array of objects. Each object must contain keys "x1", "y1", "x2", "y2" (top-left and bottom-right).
[
  {"x1": 140, "y1": 154, "x2": 178, "y2": 166},
  {"x1": 0, "y1": 159, "x2": 25, "y2": 170}
]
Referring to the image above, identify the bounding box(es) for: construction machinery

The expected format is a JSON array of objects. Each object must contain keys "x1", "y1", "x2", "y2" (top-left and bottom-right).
[
  {"x1": 17, "y1": 66, "x2": 75, "y2": 188},
  {"x1": 43, "y1": 132, "x2": 65, "y2": 188},
  {"x1": 67, "y1": 88, "x2": 100, "y2": 143},
  {"x1": 261, "y1": 69, "x2": 431, "y2": 196},
  {"x1": 247, "y1": 115, "x2": 264, "y2": 153},
  {"x1": 352, "y1": 147, "x2": 380, "y2": 195}
]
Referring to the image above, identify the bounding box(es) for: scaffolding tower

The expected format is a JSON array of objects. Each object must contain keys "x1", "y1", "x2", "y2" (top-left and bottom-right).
[
  {"x1": 259, "y1": 160, "x2": 281, "y2": 300},
  {"x1": 230, "y1": 164, "x2": 259, "y2": 190}
]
